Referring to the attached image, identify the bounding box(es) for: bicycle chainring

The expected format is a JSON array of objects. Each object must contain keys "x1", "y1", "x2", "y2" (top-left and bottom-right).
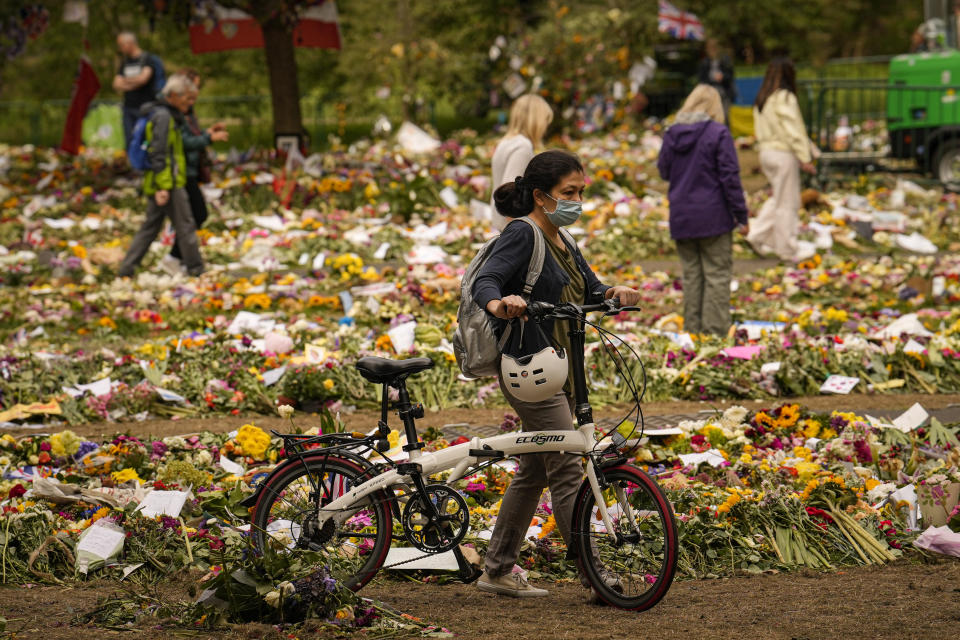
[{"x1": 401, "y1": 484, "x2": 469, "y2": 553}]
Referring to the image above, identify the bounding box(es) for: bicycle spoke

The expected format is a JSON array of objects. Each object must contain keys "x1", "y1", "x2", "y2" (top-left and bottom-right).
[
  {"x1": 576, "y1": 466, "x2": 677, "y2": 610},
  {"x1": 252, "y1": 457, "x2": 392, "y2": 591}
]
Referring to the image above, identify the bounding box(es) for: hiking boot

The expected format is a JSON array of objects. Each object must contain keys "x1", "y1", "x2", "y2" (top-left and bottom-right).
[{"x1": 476, "y1": 571, "x2": 548, "y2": 598}]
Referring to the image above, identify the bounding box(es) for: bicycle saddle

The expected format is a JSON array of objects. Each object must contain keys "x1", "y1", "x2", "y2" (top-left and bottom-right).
[{"x1": 355, "y1": 356, "x2": 435, "y2": 384}]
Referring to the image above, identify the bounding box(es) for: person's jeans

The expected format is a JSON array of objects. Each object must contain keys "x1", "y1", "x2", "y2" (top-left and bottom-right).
[
  {"x1": 171, "y1": 178, "x2": 208, "y2": 260},
  {"x1": 484, "y1": 382, "x2": 581, "y2": 577},
  {"x1": 676, "y1": 232, "x2": 733, "y2": 336},
  {"x1": 122, "y1": 105, "x2": 140, "y2": 150},
  {"x1": 118, "y1": 188, "x2": 204, "y2": 277}
]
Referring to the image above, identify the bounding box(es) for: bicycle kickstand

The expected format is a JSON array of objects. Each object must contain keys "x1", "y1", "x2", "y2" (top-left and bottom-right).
[{"x1": 453, "y1": 545, "x2": 483, "y2": 584}]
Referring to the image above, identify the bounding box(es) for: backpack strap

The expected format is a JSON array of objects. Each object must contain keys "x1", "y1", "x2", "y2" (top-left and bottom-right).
[
  {"x1": 513, "y1": 216, "x2": 546, "y2": 300},
  {"x1": 558, "y1": 227, "x2": 577, "y2": 251},
  {"x1": 493, "y1": 217, "x2": 547, "y2": 355}
]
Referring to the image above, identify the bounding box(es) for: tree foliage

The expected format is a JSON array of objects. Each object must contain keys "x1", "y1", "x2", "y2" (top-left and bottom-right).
[{"x1": 0, "y1": 0, "x2": 932, "y2": 132}]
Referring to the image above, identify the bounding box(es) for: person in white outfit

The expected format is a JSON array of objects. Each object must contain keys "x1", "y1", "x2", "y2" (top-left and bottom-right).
[
  {"x1": 489, "y1": 94, "x2": 554, "y2": 230},
  {"x1": 748, "y1": 57, "x2": 817, "y2": 262}
]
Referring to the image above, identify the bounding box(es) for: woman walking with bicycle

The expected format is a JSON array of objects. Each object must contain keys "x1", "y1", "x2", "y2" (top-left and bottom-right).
[{"x1": 471, "y1": 149, "x2": 641, "y2": 599}]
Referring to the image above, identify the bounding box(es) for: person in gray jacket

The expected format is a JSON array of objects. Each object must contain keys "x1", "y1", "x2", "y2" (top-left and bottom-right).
[{"x1": 117, "y1": 75, "x2": 204, "y2": 278}]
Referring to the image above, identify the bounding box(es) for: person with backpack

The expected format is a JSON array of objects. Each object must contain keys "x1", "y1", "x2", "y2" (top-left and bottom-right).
[
  {"x1": 657, "y1": 84, "x2": 748, "y2": 336},
  {"x1": 113, "y1": 32, "x2": 165, "y2": 149},
  {"x1": 468, "y1": 150, "x2": 640, "y2": 599},
  {"x1": 159, "y1": 69, "x2": 228, "y2": 275},
  {"x1": 117, "y1": 75, "x2": 204, "y2": 278}
]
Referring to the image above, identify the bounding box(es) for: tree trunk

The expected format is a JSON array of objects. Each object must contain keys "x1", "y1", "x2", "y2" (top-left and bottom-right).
[{"x1": 260, "y1": 17, "x2": 303, "y2": 140}]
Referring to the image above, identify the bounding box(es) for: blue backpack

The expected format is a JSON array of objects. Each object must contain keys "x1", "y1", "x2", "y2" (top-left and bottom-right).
[{"x1": 127, "y1": 116, "x2": 150, "y2": 170}]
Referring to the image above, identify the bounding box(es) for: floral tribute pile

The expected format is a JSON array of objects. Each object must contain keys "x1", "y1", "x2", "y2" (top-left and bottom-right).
[
  {"x1": 0, "y1": 402, "x2": 957, "y2": 632},
  {"x1": 2, "y1": 127, "x2": 960, "y2": 428}
]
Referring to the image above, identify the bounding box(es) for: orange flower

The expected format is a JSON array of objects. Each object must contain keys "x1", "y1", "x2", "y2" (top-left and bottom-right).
[{"x1": 375, "y1": 334, "x2": 393, "y2": 351}]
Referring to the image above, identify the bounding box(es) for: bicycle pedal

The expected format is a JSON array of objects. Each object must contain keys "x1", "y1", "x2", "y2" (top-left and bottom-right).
[{"x1": 458, "y1": 566, "x2": 484, "y2": 584}]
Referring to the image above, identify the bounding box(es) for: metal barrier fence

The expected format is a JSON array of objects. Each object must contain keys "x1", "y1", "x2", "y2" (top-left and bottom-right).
[{"x1": 799, "y1": 77, "x2": 960, "y2": 184}]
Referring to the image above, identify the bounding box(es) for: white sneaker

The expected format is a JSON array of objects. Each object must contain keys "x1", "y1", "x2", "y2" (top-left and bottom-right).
[
  {"x1": 476, "y1": 571, "x2": 548, "y2": 597},
  {"x1": 159, "y1": 254, "x2": 183, "y2": 276},
  {"x1": 791, "y1": 241, "x2": 818, "y2": 263}
]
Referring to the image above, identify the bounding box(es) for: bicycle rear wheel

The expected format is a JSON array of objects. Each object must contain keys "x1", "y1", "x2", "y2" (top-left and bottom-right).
[
  {"x1": 573, "y1": 464, "x2": 678, "y2": 610},
  {"x1": 250, "y1": 455, "x2": 392, "y2": 591}
]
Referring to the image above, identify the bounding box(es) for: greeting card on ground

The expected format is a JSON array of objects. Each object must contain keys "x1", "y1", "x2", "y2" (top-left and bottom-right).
[{"x1": 820, "y1": 375, "x2": 859, "y2": 394}]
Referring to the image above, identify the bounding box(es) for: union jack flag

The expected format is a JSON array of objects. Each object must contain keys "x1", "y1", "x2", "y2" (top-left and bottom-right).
[{"x1": 657, "y1": 1, "x2": 705, "y2": 41}]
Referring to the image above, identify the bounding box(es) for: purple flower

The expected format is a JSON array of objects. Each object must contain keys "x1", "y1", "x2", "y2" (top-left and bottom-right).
[
  {"x1": 74, "y1": 441, "x2": 100, "y2": 459},
  {"x1": 853, "y1": 439, "x2": 873, "y2": 463}
]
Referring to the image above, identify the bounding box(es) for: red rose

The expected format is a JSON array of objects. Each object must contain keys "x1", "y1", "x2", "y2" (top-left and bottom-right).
[{"x1": 8, "y1": 484, "x2": 26, "y2": 498}]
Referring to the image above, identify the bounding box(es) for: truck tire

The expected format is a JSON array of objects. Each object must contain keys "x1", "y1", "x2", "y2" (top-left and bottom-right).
[{"x1": 933, "y1": 138, "x2": 960, "y2": 183}]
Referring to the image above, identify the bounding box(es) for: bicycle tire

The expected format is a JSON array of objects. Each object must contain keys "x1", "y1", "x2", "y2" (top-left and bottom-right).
[
  {"x1": 250, "y1": 454, "x2": 392, "y2": 591},
  {"x1": 573, "y1": 464, "x2": 678, "y2": 610}
]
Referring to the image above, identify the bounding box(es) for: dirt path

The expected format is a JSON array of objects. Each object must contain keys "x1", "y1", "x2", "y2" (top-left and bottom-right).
[
  {"x1": 363, "y1": 559, "x2": 960, "y2": 640},
  {"x1": 3, "y1": 559, "x2": 956, "y2": 639},
  {"x1": 9, "y1": 392, "x2": 960, "y2": 440}
]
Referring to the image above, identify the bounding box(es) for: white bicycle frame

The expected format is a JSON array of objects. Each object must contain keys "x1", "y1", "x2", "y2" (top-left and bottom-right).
[{"x1": 316, "y1": 421, "x2": 620, "y2": 540}]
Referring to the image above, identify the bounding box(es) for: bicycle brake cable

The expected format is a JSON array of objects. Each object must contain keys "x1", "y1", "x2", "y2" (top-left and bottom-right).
[{"x1": 581, "y1": 317, "x2": 646, "y2": 456}]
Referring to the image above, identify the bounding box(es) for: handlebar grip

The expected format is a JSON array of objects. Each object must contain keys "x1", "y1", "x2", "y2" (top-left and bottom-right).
[{"x1": 526, "y1": 301, "x2": 555, "y2": 316}]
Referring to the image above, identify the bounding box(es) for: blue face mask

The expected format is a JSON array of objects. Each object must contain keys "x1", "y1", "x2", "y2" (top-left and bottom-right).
[{"x1": 541, "y1": 192, "x2": 582, "y2": 227}]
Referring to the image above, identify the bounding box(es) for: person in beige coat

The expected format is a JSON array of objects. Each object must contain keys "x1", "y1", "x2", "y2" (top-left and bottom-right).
[
  {"x1": 489, "y1": 94, "x2": 554, "y2": 230},
  {"x1": 747, "y1": 58, "x2": 817, "y2": 262}
]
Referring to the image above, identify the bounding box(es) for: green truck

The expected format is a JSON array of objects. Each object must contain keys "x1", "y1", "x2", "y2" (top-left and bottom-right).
[{"x1": 805, "y1": 1, "x2": 960, "y2": 183}]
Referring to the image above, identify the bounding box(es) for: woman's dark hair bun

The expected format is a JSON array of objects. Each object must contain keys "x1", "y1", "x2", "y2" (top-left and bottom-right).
[
  {"x1": 493, "y1": 180, "x2": 534, "y2": 218},
  {"x1": 492, "y1": 149, "x2": 584, "y2": 218}
]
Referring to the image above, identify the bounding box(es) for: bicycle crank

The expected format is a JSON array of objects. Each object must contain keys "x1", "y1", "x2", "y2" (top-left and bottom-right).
[{"x1": 401, "y1": 484, "x2": 469, "y2": 553}]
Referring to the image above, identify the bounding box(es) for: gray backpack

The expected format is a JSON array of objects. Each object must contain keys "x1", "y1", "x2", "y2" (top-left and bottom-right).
[{"x1": 453, "y1": 217, "x2": 547, "y2": 379}]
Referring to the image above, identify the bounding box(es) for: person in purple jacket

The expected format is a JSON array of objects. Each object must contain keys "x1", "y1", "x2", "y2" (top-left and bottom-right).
[{"x1": 657, "y1": 84, "x2": 748, "y2": 336}]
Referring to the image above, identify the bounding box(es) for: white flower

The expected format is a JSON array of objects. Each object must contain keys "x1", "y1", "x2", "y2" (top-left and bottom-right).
[
  {"x1": 264, "y1": 590, "x2": 281, "y2": 608},
  {"x1": 721, "y1": 406, "x2": 749, "y2": 429},
  {"x1": 867, "y1": 482, "x2": 897, "y2": 503},
  {"x1": 277, "y1": 404, "x2": 294, "y2": 419},
  {"x1": 265, "y1": 581, "x2": 295, "y2": 607},
  {"x1": 194, "y1": 450, "x2": 213, "y2": 466}
]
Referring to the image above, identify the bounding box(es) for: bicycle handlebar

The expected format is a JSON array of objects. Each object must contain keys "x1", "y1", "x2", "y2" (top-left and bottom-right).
[{"x1": 526, "y1": 298, "x2": 642, "y2": 320}]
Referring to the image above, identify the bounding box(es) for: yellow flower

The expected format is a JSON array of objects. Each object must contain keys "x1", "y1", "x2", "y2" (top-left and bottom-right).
[
  {"x1": 111, "y1": 468, "x2": 141, "y2": 484},
  {"x1": 794, "y1": 461, "x2": 820, "y2": 482},
  {"x1": 538, "y1": 514, "x2": 557, "y2": 539},
  {"x1": 802, "y1": 420, "x2": 821, "y2": 438},
  {"x1": 49, "y1": 430, "x2": 81, "y2": 457},
  {"x1": 323, "y1": 379, "x2": 335, "y2": 390},
  {"x1": 236, "y1": 424, "x2": 271, "y2": 460},
  {"x1": 71, "y1": 245, "x2": 87, "y2": 259}
]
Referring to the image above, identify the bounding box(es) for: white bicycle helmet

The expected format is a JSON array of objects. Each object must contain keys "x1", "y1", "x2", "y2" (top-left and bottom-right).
[{"x1": 500, "y1": 345, "x2": 567, "y2": 402}]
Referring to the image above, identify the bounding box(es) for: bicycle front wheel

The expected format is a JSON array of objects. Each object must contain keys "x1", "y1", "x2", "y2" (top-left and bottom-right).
[
  {"x1": 573, "y1": 464, "x2": 678, "y2": 610},
  {"x1": 250, "y1": 455, "x2": 393, "y2": 591}
]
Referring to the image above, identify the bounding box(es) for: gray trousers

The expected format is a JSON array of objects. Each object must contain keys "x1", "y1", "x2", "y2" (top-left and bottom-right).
[
  {"x1": 676, "y1": 231, "x2": 732, "y2": 336},
  {"x1": 484, "y1": 381, "x2": 582, "y2": 577},
  {"x1": 118, "y1": 188, "x2": 203, "y2": 277}
]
